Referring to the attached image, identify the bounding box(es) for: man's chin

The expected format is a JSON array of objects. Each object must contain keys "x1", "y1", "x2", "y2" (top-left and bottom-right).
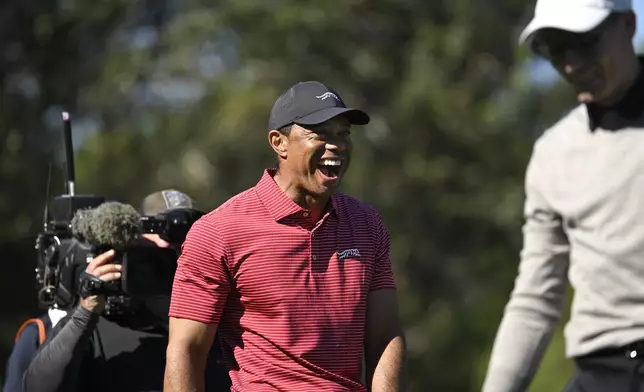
[
  {"x1": 311, "y1": 181, "x2": 341, "y2": 199},
  {"x1": 316, "y1": 182, "x2": 339, "y2": 195}
]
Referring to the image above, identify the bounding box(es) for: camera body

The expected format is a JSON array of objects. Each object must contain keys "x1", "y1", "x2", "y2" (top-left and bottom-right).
[
  {"x1": 80, "y1": 207, "x2": 204, "y2": 298},
  {"x1": 141, "y1": 207, "x2": 205, "y2": 244},
  {"x1": 35, "y1": 196, "x2": 203, "y2": 313},
  {"x1": 35, "y1": 111, "x2": 203, "y2": 316}
]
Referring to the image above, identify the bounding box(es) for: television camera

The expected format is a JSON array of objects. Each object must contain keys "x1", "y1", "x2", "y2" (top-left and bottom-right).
[{"x1": 34, "y1": 112, "x2": 203, "y2": 315}]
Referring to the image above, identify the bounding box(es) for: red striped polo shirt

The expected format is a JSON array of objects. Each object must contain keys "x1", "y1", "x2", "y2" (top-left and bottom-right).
[{"x1": 169, "y1": 168, "x2": 397, "y2": 392}]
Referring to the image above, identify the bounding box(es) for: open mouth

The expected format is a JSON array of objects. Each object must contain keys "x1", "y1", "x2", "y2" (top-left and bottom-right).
[{"x1": 316, "y1": 158, "x2": 342, "y2": 181}]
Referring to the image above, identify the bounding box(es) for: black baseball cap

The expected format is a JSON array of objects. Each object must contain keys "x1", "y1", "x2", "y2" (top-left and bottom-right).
[{"x1": 268, "y1": 81, "x2": 370, "y2": 131}]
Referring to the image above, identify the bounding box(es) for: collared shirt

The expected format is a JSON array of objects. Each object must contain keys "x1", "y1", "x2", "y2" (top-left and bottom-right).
[
  {"x1": 483, "y1": 65, "x2": 644, "y2": 392},
  {"x1": 169, "y1": 169, "x2": 396, "y2": 392}
]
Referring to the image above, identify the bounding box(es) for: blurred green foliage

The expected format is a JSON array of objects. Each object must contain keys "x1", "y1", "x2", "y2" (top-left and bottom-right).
[{"x1": 0, "y1": 0, "x2": 586, "y2": 390}]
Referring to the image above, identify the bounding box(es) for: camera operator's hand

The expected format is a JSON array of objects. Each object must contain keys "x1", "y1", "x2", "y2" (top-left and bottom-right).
[
  {"x1": 80, "y1": 249, "x2": 121, "y2": 314},
  {"x1": 142, "y1": 233, "x2": 182, "y2": 254},
  {"x1": 142, "y1": 233, "x2": 171, "y2": 248}
]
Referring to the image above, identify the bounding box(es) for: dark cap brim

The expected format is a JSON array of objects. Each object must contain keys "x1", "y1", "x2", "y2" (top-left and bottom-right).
[{"x1": 295, "y1": 107, "x2": 370, "y2": 127}]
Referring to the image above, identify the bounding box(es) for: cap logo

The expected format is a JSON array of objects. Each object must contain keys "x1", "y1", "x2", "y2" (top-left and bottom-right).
[{"x1": 316, "y1": 92, "x2": 340, "y2": 101}]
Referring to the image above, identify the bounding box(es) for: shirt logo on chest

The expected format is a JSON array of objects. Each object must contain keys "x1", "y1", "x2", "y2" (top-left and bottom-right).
[{"x1": 337, "y1": 248, "x2": 361, "y2": 260}]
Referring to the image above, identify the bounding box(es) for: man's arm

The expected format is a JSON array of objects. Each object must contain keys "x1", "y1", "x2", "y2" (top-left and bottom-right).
[
  {"x1": 23, "y1": 307, "x2": 99, "y2": 392},
  {"x1": 163, "y1": 218, "x2": 231, "y2": 392},
  {"x1": 364, "y1": 210, "x2": 406, "y2": 392},
  {"x1": 365, "y1": 289, "x2": 407, "y2": 392},
  {"x1": 481, "y1": 141, "x2": 570, "y2": 392},
  {"x1": 23, "y1": 250, "x2": 119, "y2": 392},
  {"x1": 164, "y1": 318, "x2": 217, "y2": 392}
]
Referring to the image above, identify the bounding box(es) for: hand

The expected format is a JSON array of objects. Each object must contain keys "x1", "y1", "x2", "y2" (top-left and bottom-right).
[
  {"x1": 80, "y1": 249, "x2": 121, "y2": 314},
  {"x1": 142, "y1": 233, "x2": 171, "y2": 248},
  {"x1": 142, "y1": 233, "x2": 182, "y2": 255}
]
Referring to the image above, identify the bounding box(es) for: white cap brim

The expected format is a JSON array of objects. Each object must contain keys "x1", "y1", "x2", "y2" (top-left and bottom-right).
[{"x1": 518, "y1": 6, "x2": 611, "y2": 45}]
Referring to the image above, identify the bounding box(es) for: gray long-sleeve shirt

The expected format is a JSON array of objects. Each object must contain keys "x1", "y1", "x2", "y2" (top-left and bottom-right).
[
  {"x1": 482, "y1": 89, "x2": 644, "y2": 391},
  {"x1": 23, "y1": 305, "x2": 231, "y2": 392}
]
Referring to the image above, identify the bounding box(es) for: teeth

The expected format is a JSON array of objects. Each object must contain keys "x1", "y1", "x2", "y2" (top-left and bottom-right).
[{"x1": 320, "y1": 159, "x2": 342, "y2": 166}]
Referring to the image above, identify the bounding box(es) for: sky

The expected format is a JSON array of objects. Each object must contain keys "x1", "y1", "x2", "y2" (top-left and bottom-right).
[
  {"x1": 528, "y1": 4, "x2": 644, "y2": 86},
  {"x1": 634, "y1": 1, "x2": 644, "y2": 46}
]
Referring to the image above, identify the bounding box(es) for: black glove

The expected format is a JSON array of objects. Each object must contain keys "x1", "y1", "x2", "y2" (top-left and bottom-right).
[{"x1": 77, "y1": 270, "x2": 106, "y2": 298}]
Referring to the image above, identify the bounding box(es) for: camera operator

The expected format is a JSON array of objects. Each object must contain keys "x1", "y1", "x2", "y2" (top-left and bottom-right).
[{"x1": 22, "y1": 189, "x2": 230, "y2": 392}]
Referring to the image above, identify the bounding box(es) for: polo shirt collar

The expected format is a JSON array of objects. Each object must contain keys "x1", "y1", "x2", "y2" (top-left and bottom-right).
[
  {"x1": 255, "y1": 168, "x2": 338, "y2": 222},
  {"x1": 586, "y1": 57, "x2": 644, "y2": 131}
]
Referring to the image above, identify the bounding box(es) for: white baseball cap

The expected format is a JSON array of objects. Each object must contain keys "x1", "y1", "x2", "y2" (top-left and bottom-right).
[{"x1": 519, "y1": 0, "x2": 633, "y2": 45}]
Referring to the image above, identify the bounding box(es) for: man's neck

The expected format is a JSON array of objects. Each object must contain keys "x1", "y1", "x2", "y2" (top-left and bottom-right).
[{"x1": 273, "y1": 170, "x2": 330, "y2": 220}]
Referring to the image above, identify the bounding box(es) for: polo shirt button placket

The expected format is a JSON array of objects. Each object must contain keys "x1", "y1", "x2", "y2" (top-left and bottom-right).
[{"x1": 310, "y1": 230, "x2": 316, "y2": 263}]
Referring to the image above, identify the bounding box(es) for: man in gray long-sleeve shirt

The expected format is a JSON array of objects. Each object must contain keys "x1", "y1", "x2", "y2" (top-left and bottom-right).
[{"x1": 481, "y1": 0, "x2": 644, "y2": 391}]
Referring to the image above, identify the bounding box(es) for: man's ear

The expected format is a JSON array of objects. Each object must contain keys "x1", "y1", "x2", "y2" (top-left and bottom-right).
[{"x1": 268, "y1": 130, "x2": 288, "y2": 159}]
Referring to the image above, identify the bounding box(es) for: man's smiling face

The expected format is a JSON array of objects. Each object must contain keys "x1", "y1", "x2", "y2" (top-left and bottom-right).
[{"x1": 275, "y1": 116, "x2": 352, "y2": 198}]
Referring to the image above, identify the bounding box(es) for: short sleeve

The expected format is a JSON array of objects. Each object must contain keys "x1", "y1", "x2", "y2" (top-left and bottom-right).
[
  {"x1": 370, "y1": 211, "x2": 397, "y2": 292},
  {"x1": 168, "y1": 217, "x2": 231, "y2": 325}
]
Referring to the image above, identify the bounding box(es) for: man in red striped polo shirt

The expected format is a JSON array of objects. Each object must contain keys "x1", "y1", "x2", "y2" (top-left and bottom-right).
[{"x1": 164, "y1": 81, "x2": 406, "y2": 392}]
